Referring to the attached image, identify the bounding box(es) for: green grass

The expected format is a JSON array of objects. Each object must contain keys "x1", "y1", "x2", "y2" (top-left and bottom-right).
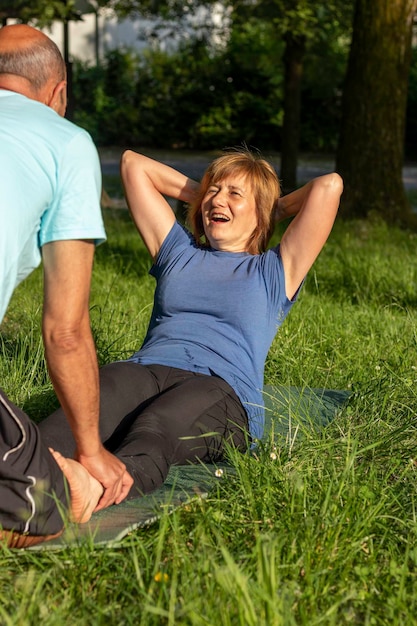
[{"x1": 1, "y1": 206, "x2": 417, "y2": 625}]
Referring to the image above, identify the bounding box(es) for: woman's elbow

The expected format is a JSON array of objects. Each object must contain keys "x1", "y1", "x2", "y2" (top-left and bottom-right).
[
  {"x1": 121, "y1": 150, "x2": 149, "y2": 187},
  {"x1": 326, "y1": 172, "x2": 344, "y2": 196},
  {"x1": 120, "y1": 149, "x2": 136, "y2": 181}
]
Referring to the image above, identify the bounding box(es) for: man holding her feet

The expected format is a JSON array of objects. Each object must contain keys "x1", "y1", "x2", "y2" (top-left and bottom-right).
[{"x1": 0, "y1": 24, "x2": 132, "y2": 548}]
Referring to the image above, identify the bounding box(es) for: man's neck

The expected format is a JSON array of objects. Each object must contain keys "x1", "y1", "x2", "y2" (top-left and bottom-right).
[{"x1": 0, "y1": 75, "x2": 35, "y2": 99}]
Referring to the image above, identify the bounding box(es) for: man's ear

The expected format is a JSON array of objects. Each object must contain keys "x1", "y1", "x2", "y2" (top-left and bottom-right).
[{"x1": 47, "y1": 80, "x2": 67, "y2": 117}]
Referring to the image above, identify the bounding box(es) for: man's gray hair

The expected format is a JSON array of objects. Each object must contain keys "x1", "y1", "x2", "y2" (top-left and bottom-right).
[{"x1": 0, "y1": 37, "x2": 65, "y2": 92}]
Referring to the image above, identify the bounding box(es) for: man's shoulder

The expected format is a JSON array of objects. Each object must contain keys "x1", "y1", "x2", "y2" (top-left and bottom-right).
[{"x1": 0, "y1": 90, "x2": 92, "y2": 146}]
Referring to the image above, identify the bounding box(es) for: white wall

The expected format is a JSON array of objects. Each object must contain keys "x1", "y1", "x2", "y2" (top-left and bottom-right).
[
  {"x1": 39, "y1": 4, "x2": 228, "y2": 65},
  {"x1": 42, "y1": 9, "x2": 147, "y2": 65}
]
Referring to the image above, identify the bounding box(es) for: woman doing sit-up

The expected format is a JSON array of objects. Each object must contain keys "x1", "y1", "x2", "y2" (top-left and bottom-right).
[{"x1": 40, "y1": 148, "x2": 342, "y2": 497}]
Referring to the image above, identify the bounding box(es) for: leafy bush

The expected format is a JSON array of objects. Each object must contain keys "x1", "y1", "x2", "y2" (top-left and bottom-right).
[
  {"x1": 73, "y1": 49, "x2": 141, "y2": 145},
  {"x1": 71, "y1": 35, "x2": 286, "y2": 150}
]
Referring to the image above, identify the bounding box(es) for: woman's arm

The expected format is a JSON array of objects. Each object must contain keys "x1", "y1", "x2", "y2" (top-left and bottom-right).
[
  {"x1": 278, "y1": 173, "x2": 343, "y2": 300},
  {"x1": 120, "y1": 150, "x2": 199, "y2": 259}
]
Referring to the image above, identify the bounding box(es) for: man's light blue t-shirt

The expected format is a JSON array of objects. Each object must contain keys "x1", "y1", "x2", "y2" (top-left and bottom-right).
[{"x1": 0, "y1": 90, "x2": 105, "y2": 322}]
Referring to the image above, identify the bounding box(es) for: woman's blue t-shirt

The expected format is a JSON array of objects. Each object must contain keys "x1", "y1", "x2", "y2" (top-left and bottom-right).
[{"x1": 129, "y1": 222, "x2": 296, "y2": 440}]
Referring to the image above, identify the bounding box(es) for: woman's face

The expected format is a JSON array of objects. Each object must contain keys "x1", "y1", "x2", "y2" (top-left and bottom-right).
[{"x1": 201, "y1": 174, "x2": 257, "y2": 253}]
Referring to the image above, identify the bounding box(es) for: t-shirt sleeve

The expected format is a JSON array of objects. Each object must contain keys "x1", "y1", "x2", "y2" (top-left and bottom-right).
[
  {"x1": 150, "y1": 222, "x2": 193, "y2": 277},
  {"x1": 263, "y1": 244, "x2": 303, "y2": 320},
  {"x1": 38, "y1": 130, "x2": 106, "y2": 246}
]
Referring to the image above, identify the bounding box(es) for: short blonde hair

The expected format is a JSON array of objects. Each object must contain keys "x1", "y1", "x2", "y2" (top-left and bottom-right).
[{"x1": 188, "y1": 148, "x2": 281, "y2": 254}]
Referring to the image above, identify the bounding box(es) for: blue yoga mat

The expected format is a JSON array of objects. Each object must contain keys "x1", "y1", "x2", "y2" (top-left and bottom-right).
[{"x1": 29, "y1": 385, "x2": 350, "y2": 550}]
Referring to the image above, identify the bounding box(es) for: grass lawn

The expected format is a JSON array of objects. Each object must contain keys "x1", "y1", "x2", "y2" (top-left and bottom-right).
[{"x1": 1, "y1": 201, "x2": 417, "y2": 625}]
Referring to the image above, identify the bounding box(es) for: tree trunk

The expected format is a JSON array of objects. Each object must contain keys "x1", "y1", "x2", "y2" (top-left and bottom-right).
[
  {"x1": 280, "y1": 32, "x2": 306, "y2": 193},
  {"x1": 336, "y1": 0, "x2": 417, "y2": 224}
]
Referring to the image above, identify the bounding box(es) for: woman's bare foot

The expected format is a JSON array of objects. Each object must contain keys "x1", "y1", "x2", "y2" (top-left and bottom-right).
[{"x1": 49, "y1": 449, "x2": 104, "y2": 523}]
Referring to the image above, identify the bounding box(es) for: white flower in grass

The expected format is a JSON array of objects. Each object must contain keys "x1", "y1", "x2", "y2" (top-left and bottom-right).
[
  {"x1": 270, "y1": 451, "x2": 278, "y2": 461},
  {"x1": 214, "y1": 468, "x2": 224, "y2": 478}
]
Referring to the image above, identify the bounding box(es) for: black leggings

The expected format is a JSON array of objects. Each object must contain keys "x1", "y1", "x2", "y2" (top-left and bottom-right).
[{"x1": 39, "y1": 363, "x2": 249, "y2": 497}]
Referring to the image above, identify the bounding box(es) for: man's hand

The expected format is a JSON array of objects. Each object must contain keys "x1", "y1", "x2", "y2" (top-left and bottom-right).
[{"x1": 76, "y1": 445, "x2": 133, "y2": 511}]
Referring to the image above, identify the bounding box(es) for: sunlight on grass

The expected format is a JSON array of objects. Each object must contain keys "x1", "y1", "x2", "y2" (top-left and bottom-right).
[{"x1": 1, "y1": 211, "x2": 417, "y2": 624}]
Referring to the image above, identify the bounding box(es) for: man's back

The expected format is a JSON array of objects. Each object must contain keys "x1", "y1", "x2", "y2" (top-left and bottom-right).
[{"x1": 0, "y1": 88, "x2": 103, "y2": 320}]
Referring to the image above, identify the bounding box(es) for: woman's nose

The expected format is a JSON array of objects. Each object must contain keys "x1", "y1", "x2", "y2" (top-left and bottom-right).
[{"x1": 213, "y1": 189, "x2": 227, "y2": 206}]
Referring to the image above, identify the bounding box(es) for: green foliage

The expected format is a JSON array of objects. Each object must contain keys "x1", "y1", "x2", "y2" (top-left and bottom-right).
[
  {"x1": 0, "y1": 0, "x2": 87, "y2": 25},
  {"x1": 72, "y1": 30, "x2": 345, "y2": 151},
  {"x1": 230, "y1": 0, "x2": 354, "y2": 55},
  {"x1": 134, "y1": 33, "x2": 280, "y2": 150},
  {"x1": 67, "y1": 0, "x2": 358, "y2": 151},
  {"x1": 73, "y1": 49, "x2": 142, "y2": 145},
  {"x1": 300, "y1": 29, "x2": 351, "y2": 151},
  {"x1": 72, "y1": 36, "x2": 284, "y2": 149},
  {"x1": 133, "y1": 41, "x2": 233, "y2": 149}
]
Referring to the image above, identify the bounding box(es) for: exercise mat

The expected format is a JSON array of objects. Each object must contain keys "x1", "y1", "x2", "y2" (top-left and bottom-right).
[{"x1": 29, "y1": 385, "x2": 350, "y2": 550}]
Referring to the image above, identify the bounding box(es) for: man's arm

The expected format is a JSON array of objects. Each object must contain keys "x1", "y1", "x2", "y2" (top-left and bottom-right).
[{"x1": 42, "y1": 239, "x2": 133, "y2": 510}]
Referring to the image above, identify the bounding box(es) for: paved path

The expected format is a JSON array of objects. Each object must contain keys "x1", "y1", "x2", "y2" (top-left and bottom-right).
[{"x1": 99, "y1": 148, "x2": 417, "y2": 191}]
